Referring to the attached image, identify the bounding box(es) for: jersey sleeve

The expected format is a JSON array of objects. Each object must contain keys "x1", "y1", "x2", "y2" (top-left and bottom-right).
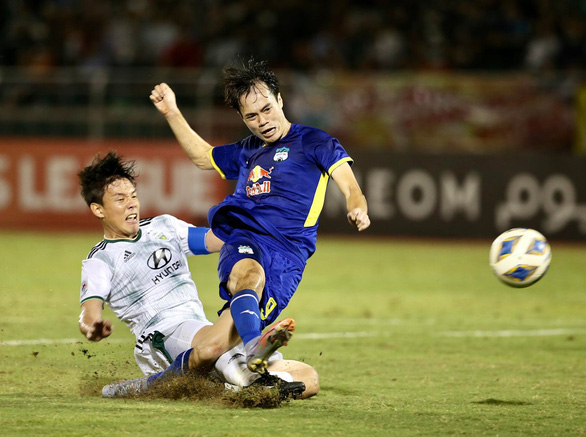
[
  {"x1": 307, "y1": 135, "x2": 353, "y2": 175},
  {"x1": 163, "y1": 214, "x2": 211, "y2": 256},
  {"x1": 80, "y1": 258, "x2": 112, "y2": 304},
  {"x1": 210, "y1": 141, "x2": 243, "y2": 180}
]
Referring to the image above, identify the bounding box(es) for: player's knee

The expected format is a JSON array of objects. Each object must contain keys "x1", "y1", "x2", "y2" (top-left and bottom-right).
[
  {"x1": 190, "y1": 342, "x2": 225, "y2": 371},
  {"x1": 228, "y1": 259, "x2": 265, "y2": 295},
  {"x1": 300, "y1": 367, "x2": 320, "y2": 399}
]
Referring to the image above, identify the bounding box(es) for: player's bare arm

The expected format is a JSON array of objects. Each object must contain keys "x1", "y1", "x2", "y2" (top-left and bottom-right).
[
  {"x1": 149, "y1": 83, "x2": 214, "y2": 170},
  {"x1": 79, "y1": 298, "x2": 113, "y2": 342},
  {"x1": 205, "y1": 229, "x2": 224, "y2": 253},
  {"x1": 331, "y1": 162, "x2": 371, "y2": 231}
]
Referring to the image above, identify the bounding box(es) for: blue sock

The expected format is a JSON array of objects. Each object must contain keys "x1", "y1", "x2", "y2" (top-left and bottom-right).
[
  {"x1": 230, "y1": 289, "x2": 262, "y2": 346},
  {"x1": 147, "y1": 348, "x2": 192, "y2": 385}
]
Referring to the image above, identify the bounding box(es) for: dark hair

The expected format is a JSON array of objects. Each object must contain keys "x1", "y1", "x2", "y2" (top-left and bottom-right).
[
  {"x1": 78, "y1": 151, "x2": 137, "y2": 206},
  {"x1": 222, "y1": 57, "x2": 280, "y2": 112}
]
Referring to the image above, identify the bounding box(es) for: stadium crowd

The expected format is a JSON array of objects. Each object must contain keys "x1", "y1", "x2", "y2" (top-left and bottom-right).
[{"x1": 1, "y1": 0, "x2": 586, "y2": 72}]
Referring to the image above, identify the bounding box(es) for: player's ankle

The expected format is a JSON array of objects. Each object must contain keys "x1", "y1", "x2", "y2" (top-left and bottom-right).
[{"x1": 244, "y1": 335, "x2": 261, "y2": 355}]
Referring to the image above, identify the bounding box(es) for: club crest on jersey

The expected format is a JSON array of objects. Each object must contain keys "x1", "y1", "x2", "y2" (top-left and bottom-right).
[
  {"x1": 273, "y1": 146, "x2": 289, "y2": 162},
  {"x1": 238, "y1": 245, "x2": 254, "y2": 254},
  {"x1": 148, "y1": 230, "x2": 168, "y2": 240}
]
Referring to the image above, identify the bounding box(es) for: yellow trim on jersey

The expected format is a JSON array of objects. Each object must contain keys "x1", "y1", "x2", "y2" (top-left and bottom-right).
[
  {"x1": 304, "y1": 157, "x2": 354, "y2": 228},
  {"x1": 328, "y1": 157, "x2": 353, "y2": 176},
  {"x1": 304, "y1": 172, "x2": 329, "y2": 227},
  {"x1": 209, "y1": 148, "x2": 226, "y2": 180}
]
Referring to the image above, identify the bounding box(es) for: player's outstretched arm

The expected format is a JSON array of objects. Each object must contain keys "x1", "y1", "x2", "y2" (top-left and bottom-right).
[
  {"x1": 79, "y1": 299, "x2": 113, "y2": 342},
  {"x1": 331, "y1": 162, "x2": 371, "y2": 231},
  {"x1": 205, "y1": 229, "x2": 224, "y2": 253},
  {"x1": 150, "y1": 83, "x2": 214, "y2": 170}
]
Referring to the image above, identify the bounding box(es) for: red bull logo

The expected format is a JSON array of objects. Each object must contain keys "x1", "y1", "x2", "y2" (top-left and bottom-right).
[
  {"x1": 246, "y1": 165, "x2": 274, "y2": 197},
  {"x1": 248, "y1": 165, "x2": 274, "y2": 183}
]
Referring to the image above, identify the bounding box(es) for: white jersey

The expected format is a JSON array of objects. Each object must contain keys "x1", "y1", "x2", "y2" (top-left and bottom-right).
[{"x1": 80, "y1": 214, "x2": 209, "y2": 339}]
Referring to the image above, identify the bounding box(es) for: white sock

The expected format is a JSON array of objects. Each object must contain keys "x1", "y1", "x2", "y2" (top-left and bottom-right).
[
  {"x1": 244, "y1": 336, "x2": 261, "y2": 355},
  {"x1": 214, "y1": 344, "x2": 259, "y2": 388},
  {"x1": 213, "y1": 344, "x2": 294, "y2": 388}
]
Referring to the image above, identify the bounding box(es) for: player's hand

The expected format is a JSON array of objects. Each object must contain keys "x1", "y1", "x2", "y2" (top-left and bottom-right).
[
  {"x1": 86, "y1": 319, "x2": 113, "y2": 342},
  {"x1": 150, "y1": 83, "x2": 179, "y2": 117},
  {"x1": 347, "y1": 208, "x2": 370, "y2": 231}
]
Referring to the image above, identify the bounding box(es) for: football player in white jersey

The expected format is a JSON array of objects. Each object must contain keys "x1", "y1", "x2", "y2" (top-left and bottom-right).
[{"x1": 77, "y1": 151, "x2": 319, "y2": 399}]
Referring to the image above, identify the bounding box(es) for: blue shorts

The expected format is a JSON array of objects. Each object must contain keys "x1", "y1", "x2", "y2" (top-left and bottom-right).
[{"x1": 217, "y1": 229, "x2": 305, "y2": 329}]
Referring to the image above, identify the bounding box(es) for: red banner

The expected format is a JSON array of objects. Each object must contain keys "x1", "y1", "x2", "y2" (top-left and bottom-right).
[
  {"x1": 291, "y1": 73, "x2": 574, "y2": 153},
  {"x1": 0, "y1": 138, "x2": 228, "y2": 230}
]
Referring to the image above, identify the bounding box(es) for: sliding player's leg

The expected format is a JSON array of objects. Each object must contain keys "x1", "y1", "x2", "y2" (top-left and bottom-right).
[{"x1": 267, "y1": 359, "x2": 320, "y2": 399}]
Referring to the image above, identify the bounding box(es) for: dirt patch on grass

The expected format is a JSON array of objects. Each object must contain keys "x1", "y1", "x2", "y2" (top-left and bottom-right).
[
  {"x1": 145, "y1": 374, "x2": 283, "y2": 408},
  {"x1": 84, "y1": 372, "x2": 286, "y2": 408}
]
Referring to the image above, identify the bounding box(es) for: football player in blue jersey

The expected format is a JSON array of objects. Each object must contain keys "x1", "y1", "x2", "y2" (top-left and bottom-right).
[{"x1": 150, "y1": 57, "x2": 370, "y2": 374}]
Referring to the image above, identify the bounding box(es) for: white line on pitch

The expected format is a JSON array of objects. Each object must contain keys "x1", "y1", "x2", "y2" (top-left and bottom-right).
[
  {"x1": 295, "y1": 331, "x2": 379, "y2": 340},
  {"x1": 316, "y1": 318, "x2": 404, "y2": 325},
  {"x1": 2, "y1": 328, "x2": 583, "y2": 346},
  {"x1": 439, "y1": 328, "x2": 586, "y2": 338}
]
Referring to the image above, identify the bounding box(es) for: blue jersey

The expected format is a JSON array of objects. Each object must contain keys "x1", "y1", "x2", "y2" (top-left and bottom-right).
[{"x1": 209, "y1": 123, "x2": 352, "y2": 262}]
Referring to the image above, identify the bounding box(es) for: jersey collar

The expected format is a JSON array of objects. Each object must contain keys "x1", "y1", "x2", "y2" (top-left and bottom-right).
[{"x1": 103, "y1": 229, "x2": 142, "y2": 243}]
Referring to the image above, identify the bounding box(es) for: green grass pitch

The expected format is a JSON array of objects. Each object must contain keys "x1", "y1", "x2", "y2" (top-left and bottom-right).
[{"x1": 0, "y1": 231, "x2": 585, "y2": 436}]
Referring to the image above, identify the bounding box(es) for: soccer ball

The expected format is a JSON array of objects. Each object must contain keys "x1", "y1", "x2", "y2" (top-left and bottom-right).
[{"x1": 489, "y1": 228, "x2": 552, "y2": 288}]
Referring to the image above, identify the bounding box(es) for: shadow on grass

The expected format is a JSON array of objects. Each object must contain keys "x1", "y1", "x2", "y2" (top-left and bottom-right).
[{"x1": 472, "y1": 398, "x2": 533, "y2": 406}]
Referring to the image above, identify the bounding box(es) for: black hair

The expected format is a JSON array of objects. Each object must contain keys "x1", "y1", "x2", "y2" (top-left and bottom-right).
[
  {"x1": 78, "y1": 151, "x2": 137, "y2": 206},
  {"x1": 222, "y1": 57, "x2": 280, "y2": 112}
]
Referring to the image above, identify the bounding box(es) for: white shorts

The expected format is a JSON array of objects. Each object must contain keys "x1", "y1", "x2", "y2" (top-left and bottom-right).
[{"x1": 134, "y1": 318, "x2": 212, "y2": 375}]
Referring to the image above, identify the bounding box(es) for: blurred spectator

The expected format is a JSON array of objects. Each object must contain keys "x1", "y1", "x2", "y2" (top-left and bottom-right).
[
  {"x1": 160, "y1": 25, "x2": 204, "y2": 68},
  {"x1": 137, "y1": 9, "x2": 178, "y2": 65},
  {"x1": 525, "y1": 20, "x2": 561, "y2": 71},
  {"x1": 106, "y1": 6, "x2": 141, "y2": 66}
]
